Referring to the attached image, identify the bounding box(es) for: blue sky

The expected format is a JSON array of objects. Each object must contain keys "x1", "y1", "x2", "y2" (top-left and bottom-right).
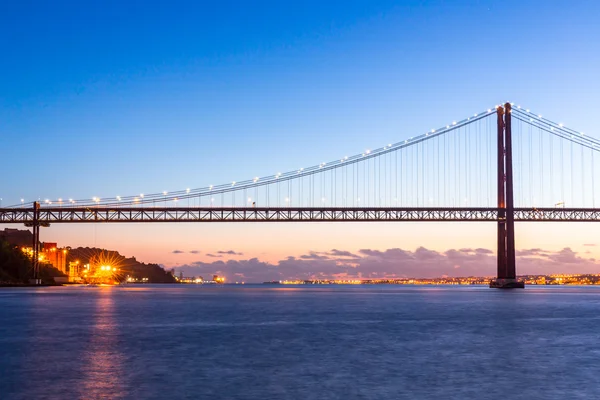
[{"x1": 2, "y1": 0, "x2": 600, "y2": 278}]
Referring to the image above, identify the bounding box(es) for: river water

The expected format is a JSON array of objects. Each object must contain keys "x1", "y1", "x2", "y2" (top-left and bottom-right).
[{"x1": 1, "y1": 284, "x2": 600, "y2": 399}]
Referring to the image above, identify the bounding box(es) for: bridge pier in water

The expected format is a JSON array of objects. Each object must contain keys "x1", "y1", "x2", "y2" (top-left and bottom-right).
[{"x1": 490, "y1": 103, "x2": 524, "y2": 289}]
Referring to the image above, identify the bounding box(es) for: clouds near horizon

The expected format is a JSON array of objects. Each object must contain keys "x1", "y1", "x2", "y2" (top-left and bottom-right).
[
  {"x1": 172, "y1": 246, "x2": 600, "y2": 283},
  {"x1": 217, "y1": 250, "x2": 244, "y2": 256}
]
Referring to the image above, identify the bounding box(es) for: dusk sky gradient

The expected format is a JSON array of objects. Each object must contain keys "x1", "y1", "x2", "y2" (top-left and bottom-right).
[{"x1": 2, "y1": 1, "x2": 600, "y2": 280}]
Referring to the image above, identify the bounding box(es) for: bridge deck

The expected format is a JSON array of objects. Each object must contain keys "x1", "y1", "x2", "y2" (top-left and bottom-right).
[{"x1": 2, "y1": 207, "x2": 600, "y2": 223}]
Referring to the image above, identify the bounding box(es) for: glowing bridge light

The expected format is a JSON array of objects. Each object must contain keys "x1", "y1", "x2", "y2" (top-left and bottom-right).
[
  {"x1": 559, "y1": 123, "x2": 564, "y2": 127},
  {"x1": 538, "y1": 115, "x2": 542, "y2": 118},
  {"x1": 140, "y1": 193, "x2": 144, "y2": 198},
  {"x1": 232, "y1": 181, "x2": 236, "y2": 186},
  {"x1": 116, "y1": 196, "x2": 121, "y2": 201},
  {"x1": 186, "y1": 188, "x2": 190, "y2": 193},
  {"x1": 526, "y1": 109, "x2": 530, "y2": 112},
  {"x1": 253, "y1": 177, "x2": 259, "y2": 182},
  {"x1": 209, "y1": 185, "x2": 213, "y2": 190},
  {"x1": 163, "y1": 191, "x2": 168, "y2": 195},
  {"x1": 452, "y1": 121, "x2": 457, "y2": 125},
  {"x1": 488, "y1": 109, "x2": 492, "y2": 113}
]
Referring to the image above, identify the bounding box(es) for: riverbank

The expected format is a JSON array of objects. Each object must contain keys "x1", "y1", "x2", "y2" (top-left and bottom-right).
[{"x1": 0, "y1": 283, "x2": 62, "y2": 287}]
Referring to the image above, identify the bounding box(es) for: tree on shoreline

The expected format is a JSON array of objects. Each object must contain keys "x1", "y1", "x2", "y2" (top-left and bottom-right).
[{"x1": 0, "y1": 240, "x2": 67, "y2": 284}]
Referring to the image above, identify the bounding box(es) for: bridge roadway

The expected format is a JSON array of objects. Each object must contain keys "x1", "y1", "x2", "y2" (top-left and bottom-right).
[{"x1": 2, "y1": 207, "x2": 600, "y2": 224}]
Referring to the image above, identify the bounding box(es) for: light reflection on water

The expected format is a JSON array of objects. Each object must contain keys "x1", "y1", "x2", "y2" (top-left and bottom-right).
[
  {"x1": 1, "y1": 285, "x2": 600, "y2": 399},
  {"x1": 79, "y1": 291, "x2": 126, "y2": 399}
]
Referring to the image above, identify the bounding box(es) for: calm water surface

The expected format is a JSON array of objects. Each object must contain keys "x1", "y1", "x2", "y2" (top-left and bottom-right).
[{"x1": 1, "y1": 284, "x2": 600, "y2": 399}]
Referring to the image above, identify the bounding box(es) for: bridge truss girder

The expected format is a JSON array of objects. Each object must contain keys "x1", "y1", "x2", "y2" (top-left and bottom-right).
[{"x1": 2, "y1": 207, "x2": 600, "y2": 223}]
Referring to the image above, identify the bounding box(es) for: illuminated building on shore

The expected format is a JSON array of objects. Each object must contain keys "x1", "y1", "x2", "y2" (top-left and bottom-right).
[
  {"x1": 68, "y1": 261, "x2": 82, "y2": 282},
  {"x1": 41, "y1": 243, "x2": 67, "y2": 274},
  {"x1": 4, "y1": 228, "x2": 70, "y2": 275}
]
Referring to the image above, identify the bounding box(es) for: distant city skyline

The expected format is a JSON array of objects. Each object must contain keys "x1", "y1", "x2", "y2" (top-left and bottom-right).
[{"x1": 2, "y1": 0, "x2": 600, "y2": 278}]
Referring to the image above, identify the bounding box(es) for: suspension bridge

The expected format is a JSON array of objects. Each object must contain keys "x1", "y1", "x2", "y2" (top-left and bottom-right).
[{"x1": 2, "y1": 103, "x2": 599, "y2": 287}]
